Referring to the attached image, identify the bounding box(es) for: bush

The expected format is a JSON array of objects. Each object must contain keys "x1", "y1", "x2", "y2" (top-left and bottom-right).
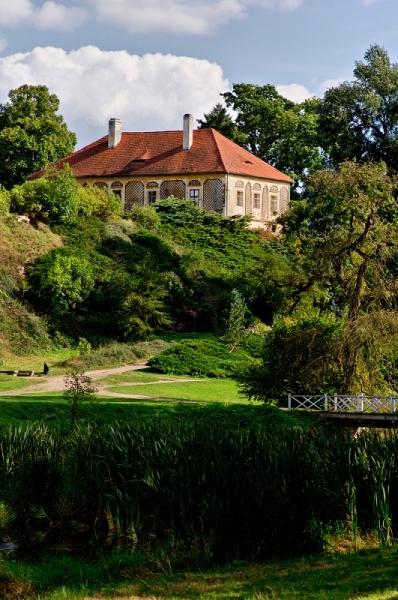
[
  {"x1": 0, "y1": 187, "x2": 10, "y2": 214},
  {"x1": 9, "y1": 168, "x2": 80, "y2": 225},
  {"x1": 149, "y1": 338, "x2": 257, "y2": 378},
  {"x1": 28, "y1": 248, "x2": 96, "y2": 314},
  {"x1": 241, "y1": 316, "x2": 344, "y2": 402}
]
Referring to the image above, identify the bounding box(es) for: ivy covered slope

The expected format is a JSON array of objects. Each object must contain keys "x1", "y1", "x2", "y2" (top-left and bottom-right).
[{"x1": 0, "y1": 171, "x2": 292, "y2": 362}]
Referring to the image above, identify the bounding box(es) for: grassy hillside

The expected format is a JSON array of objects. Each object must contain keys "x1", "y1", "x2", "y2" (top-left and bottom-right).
[{"x1": 0, "y1": 214, "x2": 61, "y2": 364}]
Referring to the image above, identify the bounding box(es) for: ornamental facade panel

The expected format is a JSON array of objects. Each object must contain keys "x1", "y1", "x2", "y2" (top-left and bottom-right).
[
  {"x1": 160, "y1": 180, "x2": 186, "y2": 199},
  {"x1": 280, "y1": 186, "x2": 289, "y2": 213},
  {"x1": 262, "y1": 185, "x2": 269, "y2": 221},
  {"x1": 125, "y1": 181, "x2": 144, "y2": 210},
  {"x1": 245, "y1": 182, "x2": 252, "y2": 214},
  {"x1": 203, "y1": 179, "x2": 225, "y2": 213}
]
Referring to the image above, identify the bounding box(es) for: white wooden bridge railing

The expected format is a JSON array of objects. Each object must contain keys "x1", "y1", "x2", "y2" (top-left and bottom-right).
[{"x1": 288, "y1": 394, "x2": 398, "y2": 414}]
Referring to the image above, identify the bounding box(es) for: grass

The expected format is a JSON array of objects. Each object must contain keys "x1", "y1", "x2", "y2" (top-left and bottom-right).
[
  {"x1": 106, "y1": 379, "x2": 246, "y2": 403},
  {"x1": 98, "y1": 368, "x2": 189, "y2": 385},
  {"x1": 104, "y1": 380, "x2": 243, "y2": 403},
  {"x1": 0, "y1": 375, "x2": 44, "y2": 391},
  {"x1": 1, "y1": 346, "x2": 78, "y2": 373},
  {"x1": 0, "y1": 396, "x2": 312, "y2": 427},
  {"x1": 3, "y1": 547, "x2": 398, "y2": 599}
]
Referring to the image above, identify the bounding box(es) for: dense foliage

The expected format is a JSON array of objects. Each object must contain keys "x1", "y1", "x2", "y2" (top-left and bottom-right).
[
  {"x1": 149, "y1": 336, "x2": 260, "y2": 378},
  {"x1": 0, "y1": 85, "x2": 76, "y2": 189},
  {"x1": 24, "y1": 196, "x2": 290, "y2": 343}
]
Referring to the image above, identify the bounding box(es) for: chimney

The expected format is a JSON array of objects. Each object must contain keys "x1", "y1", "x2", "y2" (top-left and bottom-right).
[
  {"x1": 183, "y1": 113, "x2": 193, "y2": 151},
  {"x1": 108, "y1": 118, "x2": 122, "y2": 149}
]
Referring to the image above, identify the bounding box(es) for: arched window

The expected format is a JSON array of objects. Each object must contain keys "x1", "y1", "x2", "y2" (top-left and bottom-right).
[
  {"x1": 125, "y1": 181, "x2": 144, "y2": 210},
  {"x1": 253, "y1": 183, "x2": 261, "y2": 210},
  {"x1": 245, "y1": 182, "x2": 252, "y2": 214},
  {"x1": 111, "y1": 181, "x2": 123, "y2": 199},
  {"x1": 188, "y1": 180, "x2": 201, "y2": 187},
  {"x1": 146, "y1": 181, "x2": 159, "y2": 188},
  {"x1": 94, "y1": 182, "x2": 108, "y2": 190},
  {"x1": 160, "y1": 180, "x2": 186, "y2": 199},
  {"x1": 203, "y1": 179, "x2": 225, "y2": 213}
]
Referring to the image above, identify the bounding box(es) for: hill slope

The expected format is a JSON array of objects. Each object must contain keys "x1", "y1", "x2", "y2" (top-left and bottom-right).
[{"x1": 0, "y1": 215, "x2": 61, "y2": 363}]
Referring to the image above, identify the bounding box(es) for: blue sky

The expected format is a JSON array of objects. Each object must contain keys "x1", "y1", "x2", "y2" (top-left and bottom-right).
[{"x1": 0, "y1": 0, "x2": 395, "y2": 146}]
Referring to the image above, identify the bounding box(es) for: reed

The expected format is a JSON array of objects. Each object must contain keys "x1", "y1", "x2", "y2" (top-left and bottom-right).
[{"x1": 0, "y1": 420, "x2": 397, "y2": 563}]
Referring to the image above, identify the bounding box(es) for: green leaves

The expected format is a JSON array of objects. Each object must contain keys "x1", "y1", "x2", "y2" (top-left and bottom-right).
[{"x1": 0, "y1": 85, "x2": 76, "y2": 189}]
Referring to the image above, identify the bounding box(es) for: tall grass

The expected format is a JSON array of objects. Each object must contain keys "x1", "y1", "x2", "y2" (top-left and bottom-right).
[{"x1": 0, "y1": 421, "x2": 397, "y2": 564}]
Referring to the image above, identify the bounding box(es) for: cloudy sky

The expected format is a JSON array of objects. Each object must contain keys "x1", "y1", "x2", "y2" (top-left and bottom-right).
[{"x1": 0, "y1": 0, "x2": 395, "y2": 146}]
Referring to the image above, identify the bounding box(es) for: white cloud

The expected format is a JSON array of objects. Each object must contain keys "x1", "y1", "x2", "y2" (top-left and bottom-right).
[
  {"x1": 0, "y1": 45, "x2": 229, "y2": 146},
  {"x1": 319, "y1": 77, "x2": 346, "y2": 93},
  {"x1": 91, "y1": 0, "x2": 245, "y2": 35},
  {"x1": 0, "y1": 0, "x2": 32, "y2": 26},
  {"x1": 250, "y1": 0, "x2": 303, "y2": 9},
  {"x1": 0, "y1": 0, "x2": 305, "y2": 35},
  {"x1": 35, "y1": 2, "x2": 88, "y2": 32},
  {"x1": 91, "y1": 0, "x2": 304, "y2": 34},
  {"x1": 0, "y1": 0, "x2": 87, "y2": 32},
  {"x1": 276, "y1": 83, "x2": 312, "y2": 103}
]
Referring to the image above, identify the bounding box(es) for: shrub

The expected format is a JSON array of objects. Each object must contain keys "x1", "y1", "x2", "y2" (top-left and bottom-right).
[
  {"x1": 240, "y1": 316, "x2": 344, "y2": 402},
  {"x1": 0, "y1": 187, "x2": 10, "y2": 214},
  {"x1": 9, "y1": 168, "x2": 80, "y2": 225},
  {"x1": 129, "y1": 205, "x2": 161, "y2": 229},
  {"x1": 28, "y1": 248, "x2": 96, "y2": 314},
  {"x1": 149, "y1": 338, "x2": 257, "y2": 378}
]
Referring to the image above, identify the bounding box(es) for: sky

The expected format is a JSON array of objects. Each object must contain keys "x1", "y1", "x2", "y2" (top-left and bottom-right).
[{"x1": 0, "y1": 0, "x2": 396, "y2": 147}]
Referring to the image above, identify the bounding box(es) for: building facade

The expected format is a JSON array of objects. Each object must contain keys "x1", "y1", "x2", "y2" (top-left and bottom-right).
[{"x1": 54, "y1": 115, "x2": 293, "y2": 229}]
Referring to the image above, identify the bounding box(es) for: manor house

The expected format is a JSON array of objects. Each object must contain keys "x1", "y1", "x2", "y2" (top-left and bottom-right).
[{"x1": 55, "y1": 114, "x2": 293, "y2": 229}]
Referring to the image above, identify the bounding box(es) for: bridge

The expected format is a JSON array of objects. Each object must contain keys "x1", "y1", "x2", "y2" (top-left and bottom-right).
[{"x1": 287, "y1": 394, "x2": 398, "y2": 427}]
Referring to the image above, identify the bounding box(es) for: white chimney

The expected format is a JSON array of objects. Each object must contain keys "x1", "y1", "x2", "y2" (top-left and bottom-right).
[
  {"x1": 108, "y1": 118, "x2": 122, "y2": 149},
  {"x1": 183, "y1": 113, "x2": 193, "y2": 151}
]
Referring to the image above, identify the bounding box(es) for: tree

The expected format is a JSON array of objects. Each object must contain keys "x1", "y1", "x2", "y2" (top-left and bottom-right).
[
  {"x1": 319, "y1": 45, "x2": 398, "y2": 173},
  {"x1": 202, "y1": 84, "x2": 324, "y2": 194},
  {"x1": 197, "y1": 103, "x2": 247, "y2": 145},
  {"x1": 280, "y1": 161, "x2": 398, "y2": 392},
  {"x1": 0, "y1": 85, "x2": 76, "y2": 188},
  {"x1": 223, "y1": 289, "x2": 248, "y2": 350},
  {"x1": 63, "y1": 370, "x2": 97, "y2": 425}
]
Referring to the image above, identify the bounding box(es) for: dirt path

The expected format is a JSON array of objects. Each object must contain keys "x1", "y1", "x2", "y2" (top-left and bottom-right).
[{"x1": 0, "y1": 363, "x2": 149, "y2": 397}]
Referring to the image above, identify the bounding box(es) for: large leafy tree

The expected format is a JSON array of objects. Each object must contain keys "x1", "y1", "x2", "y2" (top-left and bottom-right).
[
  {"x1": 200, "y1": 84, "x2": 324, "y2": 194},
  {"x1": 0, "y1": 85, "x2": 76, "y2": 188},
  {"x1": 319, "y1": 45, "x2": 398, "y2": 172},
  {"x1": 197, "y1": 103, "x2": 247, "y2": 145},
  {"x1": 244, "y1": 162, "x2": 398, "y2": 399}
]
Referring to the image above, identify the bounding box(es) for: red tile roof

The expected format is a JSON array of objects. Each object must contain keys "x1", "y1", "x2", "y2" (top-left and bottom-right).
[{"x1": 51, "y1": 128, "x2": 293, "y2": 183}]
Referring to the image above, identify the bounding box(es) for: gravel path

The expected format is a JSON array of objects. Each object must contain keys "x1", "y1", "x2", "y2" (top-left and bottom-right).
[{"x1": 0, "y1": 363, "x2": 149, "y2": 397}]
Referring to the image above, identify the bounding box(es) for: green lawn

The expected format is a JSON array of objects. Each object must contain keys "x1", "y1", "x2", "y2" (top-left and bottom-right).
[
  {"x1": 0, "y1": 375, "x2": 44, "y2": 391},
  {"x1": 106, "y1": 379, "x2": 246, "y2": 403},
  {"x1": 98, "y1": 368, "x2": 189, "y2": 385},
  {"x1": 4, "y1": 547, "x2": 398, "y2": 599},
  {"x1": 0, "y1": 396, "x2": 312, "y2": 427}
]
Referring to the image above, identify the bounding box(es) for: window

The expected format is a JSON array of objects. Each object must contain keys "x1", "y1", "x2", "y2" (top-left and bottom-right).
[
  {"x1": 189, "y1": 188, "x2": 200, "y2": 203},
  {"x1": 253, "y1": 193, "x2": 261, "y2": 209},
  {"x1": 113, "y1": 189, "x2": 122, "y2": 198},
  {"x1": 236, "y1": 190, "x2": 244, "y2": 207},
  {"x1": 148, "y1": 190, "x2": 157, "y2": 204},
  {"x1": 270, "y1": 194, "x2": 278, "y2": 214}
]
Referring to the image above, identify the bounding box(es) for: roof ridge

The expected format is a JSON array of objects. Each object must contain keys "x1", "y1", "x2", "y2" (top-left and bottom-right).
[{"x1": 208, "y1": 128, "x2": 228, "y2": 173}]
